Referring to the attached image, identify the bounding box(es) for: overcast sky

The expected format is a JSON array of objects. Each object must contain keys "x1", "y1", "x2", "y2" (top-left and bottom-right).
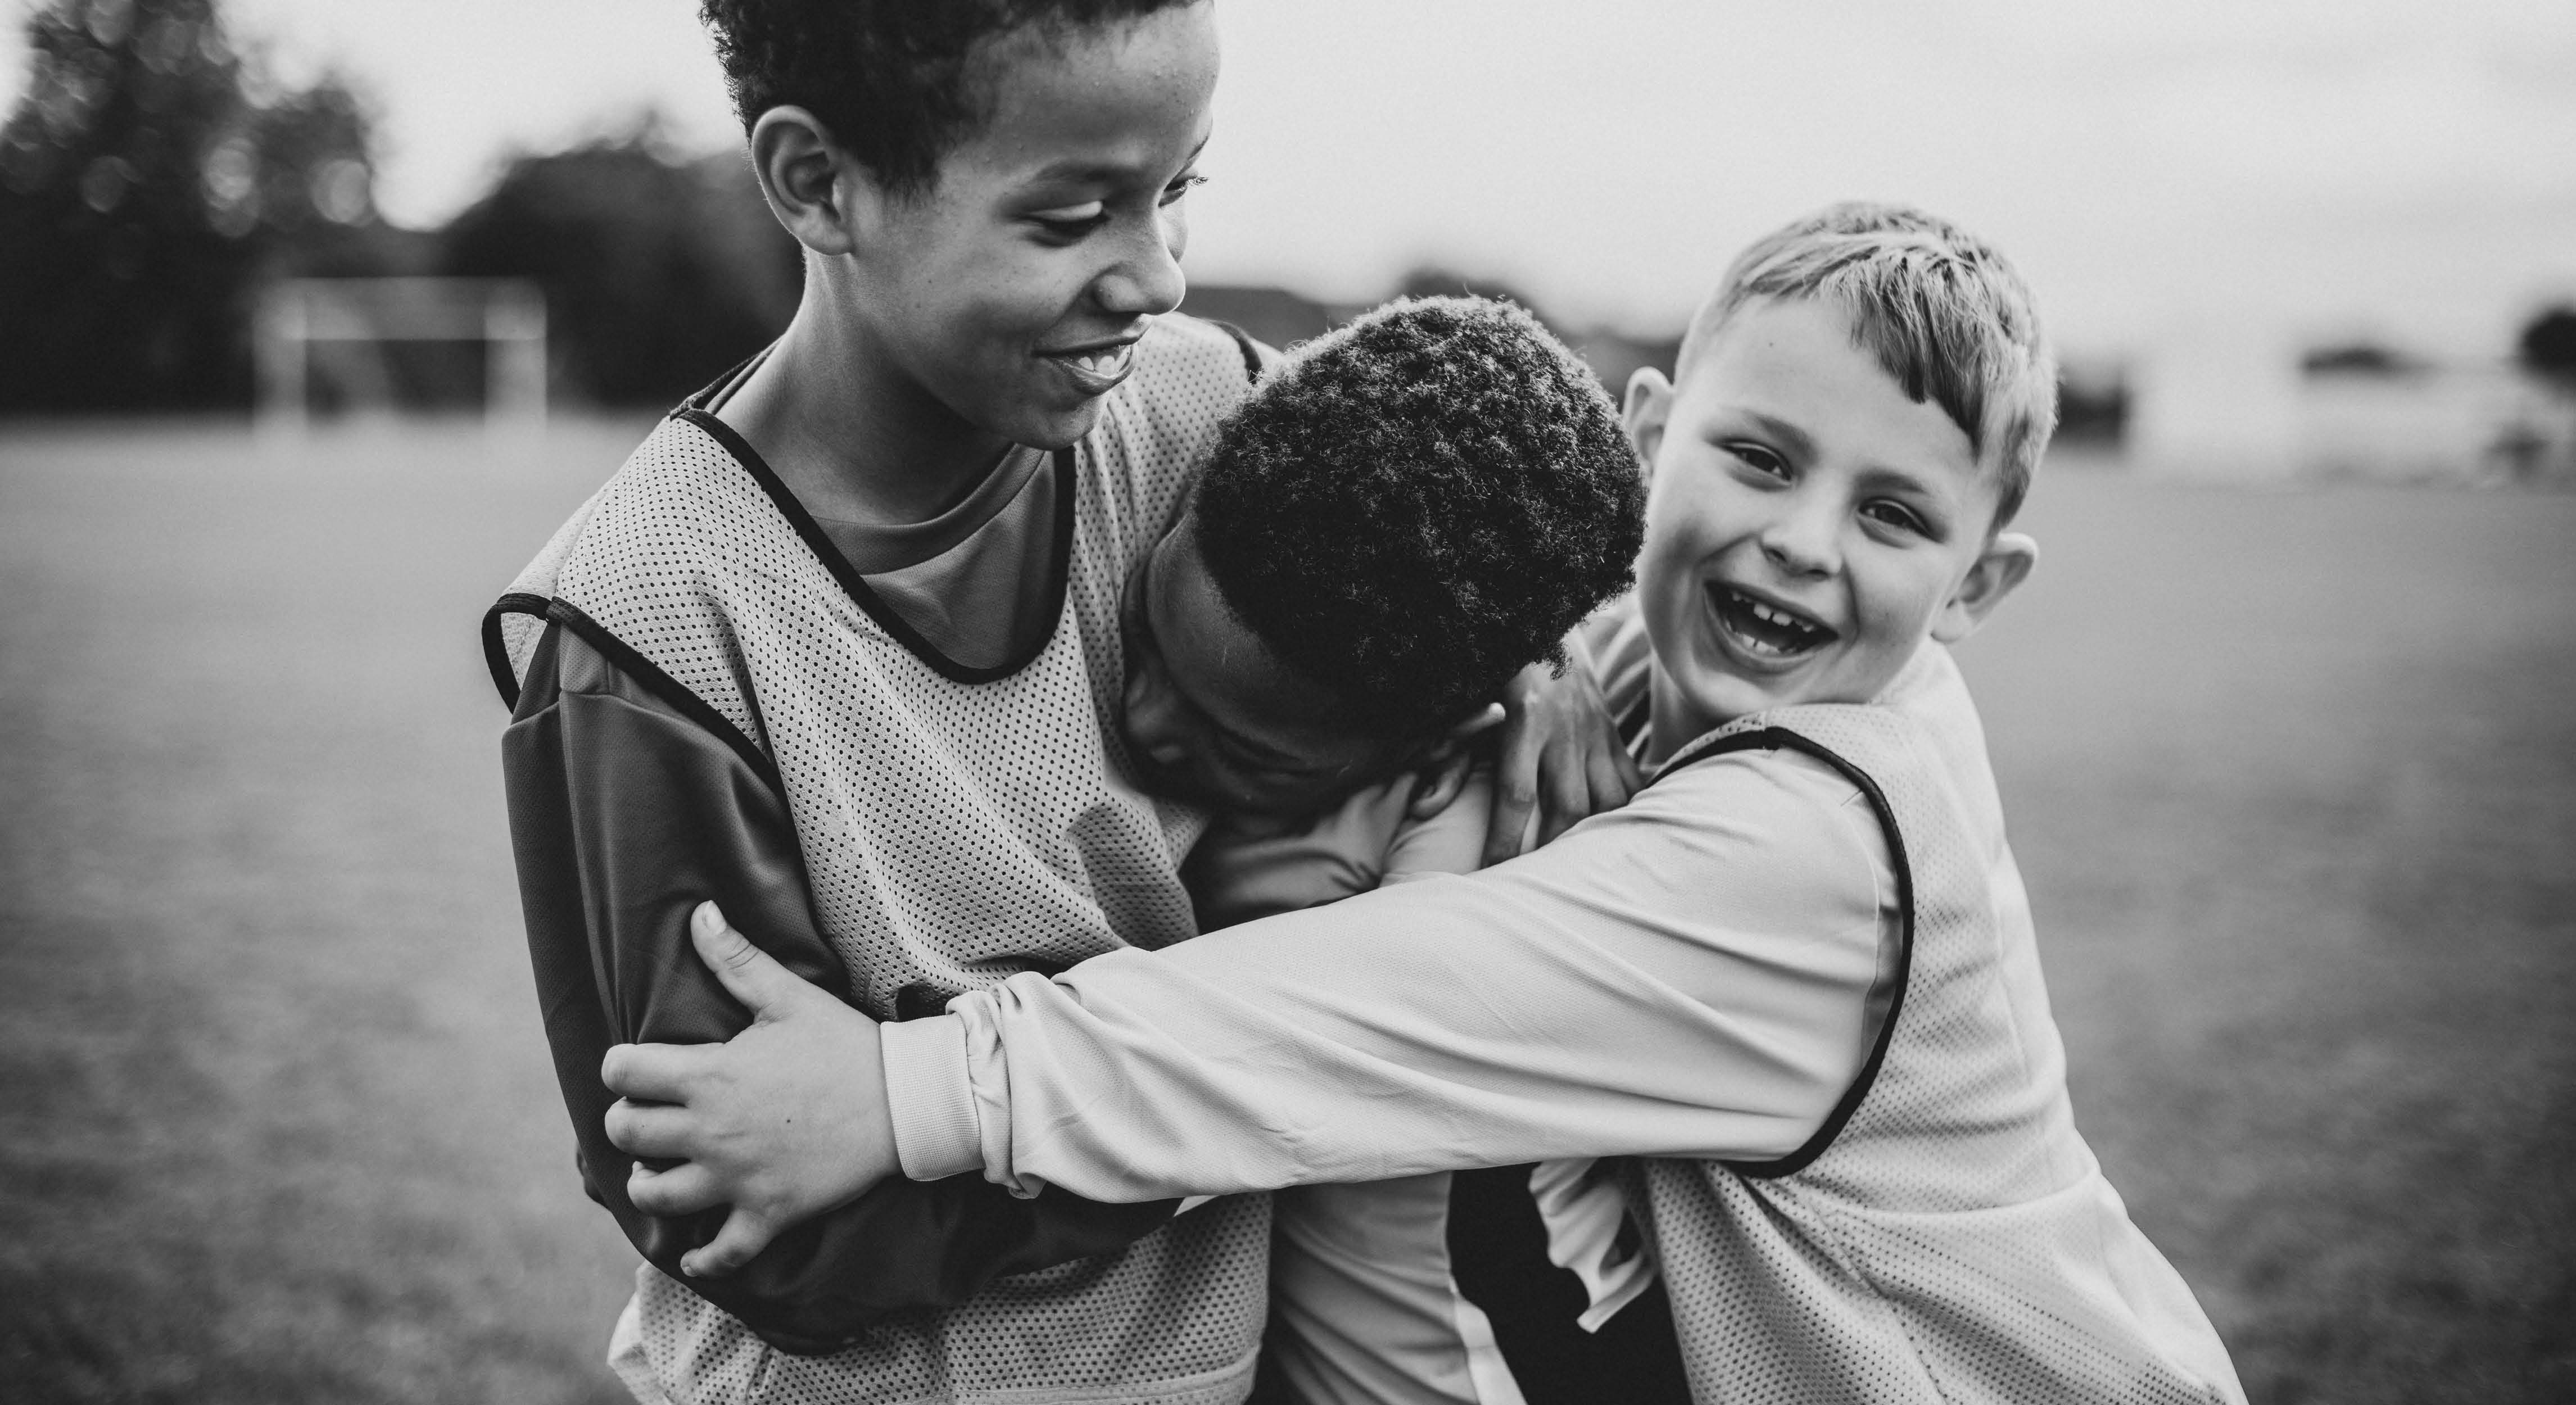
[{"x1": 6, "y1": 0, "x2": 2572, "y2": 362}]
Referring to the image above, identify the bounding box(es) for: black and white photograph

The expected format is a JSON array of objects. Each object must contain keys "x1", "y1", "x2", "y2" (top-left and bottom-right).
[{"x1": 1, "y1": 3, "x2": 2569, "y2": 1403}]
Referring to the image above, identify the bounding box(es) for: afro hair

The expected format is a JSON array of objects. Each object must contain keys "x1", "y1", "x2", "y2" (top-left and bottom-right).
[
  {"x1": 698, "y1": 0, "x2": 1196, "y2": 197},
  {"x1": 1193, "y1": 297, "x2": 1646, "y2": 737}
]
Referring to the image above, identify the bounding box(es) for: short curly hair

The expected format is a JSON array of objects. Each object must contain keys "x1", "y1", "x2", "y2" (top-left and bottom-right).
[
  {"x1": 1193, "y1": 297, "x2": 1647, "y2": 737},
  {"x1": 698, "y1": 0, "x2": 1197, "y2": 196}
]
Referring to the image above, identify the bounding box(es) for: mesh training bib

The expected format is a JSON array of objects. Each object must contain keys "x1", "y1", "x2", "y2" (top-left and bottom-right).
[
  {"x1": 1624, "y1": 647, "x2": 2247, "y2": 1404},
  {"x1": 499, "y1": 318, "x2": 1273, "y2": 1405}
]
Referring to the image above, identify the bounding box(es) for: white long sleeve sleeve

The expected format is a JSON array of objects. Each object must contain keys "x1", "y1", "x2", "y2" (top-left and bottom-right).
[{"x1": 882, "y1": 746, "x2": 1901, "y2": 1203}]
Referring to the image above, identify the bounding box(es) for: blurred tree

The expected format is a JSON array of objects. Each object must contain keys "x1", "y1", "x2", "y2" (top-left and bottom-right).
[
  {"x1": 2518, "y1": 304, "x2": 2576, "y2": 390},
  {"x1": 440, "y1": 128, "x2": 801, "y2": 406},
  {"x1": 0, "y1": 0, "x2": 382, "y2": 411}
]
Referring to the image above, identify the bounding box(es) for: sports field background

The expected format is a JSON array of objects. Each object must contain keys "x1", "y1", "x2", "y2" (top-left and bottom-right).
[{"x1": 1, "y1": 420, "x2": 2569, "y2": 1403}]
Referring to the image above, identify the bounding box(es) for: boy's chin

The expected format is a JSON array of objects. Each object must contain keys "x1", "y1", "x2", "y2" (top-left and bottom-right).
[
  {"x1": 998, "y1": 391, "x2": 1110, "y2": 452},
  {"x1": 1676, "y1": 658, "x2": 1833, "y2": 728}
]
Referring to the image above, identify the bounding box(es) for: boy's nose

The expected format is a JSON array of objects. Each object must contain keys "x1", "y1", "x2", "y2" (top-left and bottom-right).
[
  {"x1": 1094, "y1": 210, "x2": 1187, "y2": 319},
  {"x1": 1759, "y1": 502, "x2": 1840, "y2": 577},
  {"x1": 1121, "y1": 670, "x2": 1196, "y2": 769}
]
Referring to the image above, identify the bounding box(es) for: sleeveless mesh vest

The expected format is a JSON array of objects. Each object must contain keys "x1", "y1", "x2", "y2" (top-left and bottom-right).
[
  {"x1": 497, "y1": 319, "x2": 1271, "y2": 1405},
  {"x1": 1625, "y1": 649, "x2": 2246, "y2": 1404}
]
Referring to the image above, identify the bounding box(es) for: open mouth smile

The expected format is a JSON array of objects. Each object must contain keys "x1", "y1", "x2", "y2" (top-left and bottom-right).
[
  {"x1": 1039, "y1": 339, "x2": 1139, "y2": 396},
  {"x1": 1706, "y1": 582, "x2": 1836, "y2": 663}
]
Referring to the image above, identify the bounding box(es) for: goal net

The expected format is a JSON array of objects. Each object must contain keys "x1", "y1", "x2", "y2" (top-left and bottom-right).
[{"x1": 255, "y1": 278, "x2": 547, "y2": 433}]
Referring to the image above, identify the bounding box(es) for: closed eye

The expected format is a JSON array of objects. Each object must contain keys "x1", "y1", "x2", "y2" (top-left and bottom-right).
[{"x1": 1028, "y1": 201, "x2": 1109, "y2": 239}]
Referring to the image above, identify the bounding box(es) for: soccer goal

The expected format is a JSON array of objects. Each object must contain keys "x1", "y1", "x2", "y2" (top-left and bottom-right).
[{"x1": 255, "y1": 278, "x2": 547, "y2": 434}]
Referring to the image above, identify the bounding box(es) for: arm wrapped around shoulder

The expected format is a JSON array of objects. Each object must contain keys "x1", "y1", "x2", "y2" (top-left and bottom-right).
[
  {"x1": 933, "y1": 746, "x2": 1897, "y2": 1203},
  {"x1": 501, "y1": 619, "x2": 1175, "y2": 1353}
]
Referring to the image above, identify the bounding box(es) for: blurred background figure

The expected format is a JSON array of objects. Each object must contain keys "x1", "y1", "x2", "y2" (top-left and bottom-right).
[{"x1": 0, "y1": 3, "x2": 2568, "y2": 1404}]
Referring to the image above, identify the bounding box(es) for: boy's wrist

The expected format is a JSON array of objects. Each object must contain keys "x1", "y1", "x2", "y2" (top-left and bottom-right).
[{"x1": 880, "y1": 1014, "x2": 985, "y2": 1181}]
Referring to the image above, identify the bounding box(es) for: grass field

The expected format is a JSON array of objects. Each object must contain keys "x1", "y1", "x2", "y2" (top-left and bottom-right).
[{"x1": 1, "y1": 421, "x2": 2570, "y2": 1404}]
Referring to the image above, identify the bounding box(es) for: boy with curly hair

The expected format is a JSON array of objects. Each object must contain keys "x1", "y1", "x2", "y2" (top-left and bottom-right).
[
  {"x1": 613, "y1": 203, "x2": 2248, "y2": 1405},
  {"x1": 483, "y1": 4, "x2": 1622, "y2": 1402},
  {"x1": 490, "y1": 60, "x2": 1643, "y2": 1385}
]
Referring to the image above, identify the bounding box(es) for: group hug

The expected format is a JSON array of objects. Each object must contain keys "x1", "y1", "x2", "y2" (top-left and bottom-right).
[{"x1": 478, "y1": 2, "x2": 2247, "y2": 1402}]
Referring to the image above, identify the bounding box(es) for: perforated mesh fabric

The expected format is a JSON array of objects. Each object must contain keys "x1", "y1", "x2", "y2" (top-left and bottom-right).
[
  {"x1": 504, "y1": 317, "x2": 1270, "y2": 1404},
  {"x1": 1622, "y1": 649, "x2": 2247, "y2": 1404}
]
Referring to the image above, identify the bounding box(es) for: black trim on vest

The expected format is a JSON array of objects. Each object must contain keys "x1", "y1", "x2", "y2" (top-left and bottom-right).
[
  {"x1": 668, "y1": 405, "x2": 1081, "y2": 687},
  {"x1": 482, "y1": 591, "x2": 554, "y2": 709},
  {"x1": 1650, "y1": 726, "x2": 1917, "y2": 1181},
  {"x1": 486, "y1": 588, "x2": 780, "y2": 792},
  {"x1": 1207, "y1": 319, "x2": 1267, "y2": 382}
]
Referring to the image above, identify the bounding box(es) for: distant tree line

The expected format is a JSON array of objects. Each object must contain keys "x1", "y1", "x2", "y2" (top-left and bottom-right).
[
  {"x1": 7, "y1": 0, "x2": 2568, "y2": 420},
  {"x1": 0, "y1": 0, "x2": 798, "y2": 414}
]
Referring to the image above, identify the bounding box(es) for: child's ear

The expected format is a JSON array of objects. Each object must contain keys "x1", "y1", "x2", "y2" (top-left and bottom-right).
[
  {"x1": 748, "y1": 106, "x2": 873, "y2": 256},
  {"x1": 1622, "y1": 367, "x2": 1673, "y2": 484},
  {"x1": 1931, "y1": 532, "x2": 2037, "y2": 645}
]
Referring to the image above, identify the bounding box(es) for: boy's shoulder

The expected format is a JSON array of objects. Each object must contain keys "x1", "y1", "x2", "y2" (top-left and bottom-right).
[
  {"x1": 1113, "y1": 312, "x2": 1267, "y2": 438},
  {"x1": 518, "y1": 414, "x2": 764, "y2": 591},
  {"x1": 487, "y1": 413, "x2": 783, "y2": 687},
  {"x1": 1086, "y1": 314, "x2": 1267, "y2": 519},
  {"x1": 1655, "y1": 645, "x2": 2005, "y2": 868}
]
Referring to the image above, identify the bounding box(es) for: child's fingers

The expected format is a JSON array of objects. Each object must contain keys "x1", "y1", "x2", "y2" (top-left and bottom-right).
[
  {"x1": 626, "y1": 1157, "x2": 727, "y2": 1218},
  {"x1": 680, "y1": 1206, "x2": 781, "y2": 1280},
  {"x1": 1588, "y1": 745, "x2": 1641, "y2": 814},
  {"x1": 601, "y1": 1041, "x2": 707, "y2": 1105},
  {"x1": 689, "y1": 901, "x2": 822, "y2": 1025},
  {"x1": 603, "y1": 1096, "x2": 703, "y2": 1162},
  {"x1": 1481, "y1": 774, "x2": 1538, "y2": 865},
  {"x1": 1534, "y1": 742, "x2": 1597, "y2": 846}
]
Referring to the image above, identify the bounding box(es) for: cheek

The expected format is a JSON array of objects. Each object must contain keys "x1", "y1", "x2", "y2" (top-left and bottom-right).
[{"x1": 1849, "y1": 555, "x2": 1952, "y2": 646}]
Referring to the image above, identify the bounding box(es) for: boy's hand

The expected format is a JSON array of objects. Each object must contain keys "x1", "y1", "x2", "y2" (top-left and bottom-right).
[
  {"x1": 601, "y1": 902, "x2": 900, "y2": 1279},
  {"x1": 1482, "y1": 641, "x2": 1638, "y2": 865}
]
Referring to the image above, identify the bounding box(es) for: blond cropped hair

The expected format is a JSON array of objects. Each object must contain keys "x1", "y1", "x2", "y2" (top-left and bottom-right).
[{"x1": 1681, "y1": 202, "x2": 2057, "y2": 528}]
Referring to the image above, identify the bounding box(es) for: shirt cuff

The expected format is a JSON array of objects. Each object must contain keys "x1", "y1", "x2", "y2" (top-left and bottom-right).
[{"x1": 879, "y1": 1014, "x2": 984, "y2": 1182}]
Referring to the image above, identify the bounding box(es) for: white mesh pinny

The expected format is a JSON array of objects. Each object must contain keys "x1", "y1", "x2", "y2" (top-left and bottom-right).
[
  {"x1": 502, "y1": 317, "x2": 1273, "y2": 1405},
  {"x1": 1626, "y1": 647, "x2": 2248, "y2": 1404}
]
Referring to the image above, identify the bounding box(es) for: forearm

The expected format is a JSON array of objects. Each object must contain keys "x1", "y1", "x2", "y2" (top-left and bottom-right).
[{"x1": 892, "y1": 759, "x2": 1893, "y2": 1204}]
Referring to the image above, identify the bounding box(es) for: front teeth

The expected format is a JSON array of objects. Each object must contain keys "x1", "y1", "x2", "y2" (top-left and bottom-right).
[
  {"x1": 1749, "y1": 600, "x2": 1803, "y2": 629},
  {"x1": 1069, "y1": 347, "x2": 1130, "y2": 376}
]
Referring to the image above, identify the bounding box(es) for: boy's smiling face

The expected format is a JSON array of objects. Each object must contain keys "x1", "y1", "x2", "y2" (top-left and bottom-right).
[
  {"x1": 823, "y1": 3, "x2": 1220, "y2": 450},
  {"x1": 1629, "y1": 295, "x2": 2036, "y2": 753}
]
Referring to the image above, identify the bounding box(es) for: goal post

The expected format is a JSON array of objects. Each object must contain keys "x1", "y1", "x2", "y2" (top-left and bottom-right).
[{"x1": 255, "y1": 278, "x2": 548, "y2": 434}]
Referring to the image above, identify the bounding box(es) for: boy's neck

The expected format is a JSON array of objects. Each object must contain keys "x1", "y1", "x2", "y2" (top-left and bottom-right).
[
  {"x1": 1644, "y1": 664, "x2": 1721, "y2": 768},
  {"x1": 718, "y1": 291, "x2": 1017, "y2": 528}
]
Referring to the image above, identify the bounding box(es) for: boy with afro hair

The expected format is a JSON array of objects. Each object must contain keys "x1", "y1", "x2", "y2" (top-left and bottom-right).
[
  {"x1": 492, "y1": 51, "x2": 1647, "y2": 1376},
  {"x1": 1123, "y1": 295, "x2": 1645, "y2": 820}
]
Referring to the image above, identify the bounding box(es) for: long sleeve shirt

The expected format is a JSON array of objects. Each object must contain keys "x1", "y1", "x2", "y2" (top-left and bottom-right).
[{"x1": 879, "y1": 740, "x2": 1904, "y2": 1203}]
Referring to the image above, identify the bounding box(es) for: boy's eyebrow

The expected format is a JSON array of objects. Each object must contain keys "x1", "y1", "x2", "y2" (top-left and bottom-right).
[
  {"x1": 1029, "y1": 133, "x2": 1211, "y2": 187},
  {"x1": 1729, "y1": 409, "x2": 1819, "y2": 461}
]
